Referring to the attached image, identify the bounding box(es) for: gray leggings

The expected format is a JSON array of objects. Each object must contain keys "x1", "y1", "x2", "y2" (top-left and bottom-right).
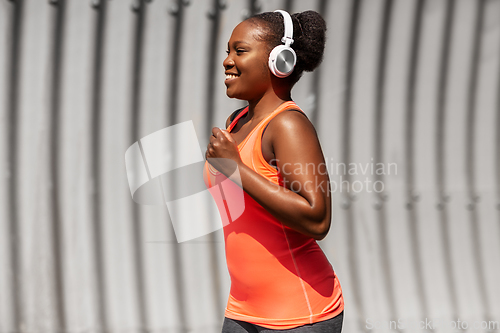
[{"x1": 221, "y1": 311, "x2": 343, "y2": 333}]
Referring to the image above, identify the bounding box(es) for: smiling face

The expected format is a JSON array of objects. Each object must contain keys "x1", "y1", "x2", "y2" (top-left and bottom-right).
[{"x1": 223, "y1": 20, "x2": 273, "y2": 101}]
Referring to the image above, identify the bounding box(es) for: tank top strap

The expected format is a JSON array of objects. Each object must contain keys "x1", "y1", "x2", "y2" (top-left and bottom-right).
[
  {"x1": 227, "y1": 106, "x2": 249, "y2": 132},
  {"x1": 253, "y1": 101, "x2": 304, "y2": 140},
  {"x1": 237, "y1": 101, "x2": 303, "y2": 153}
]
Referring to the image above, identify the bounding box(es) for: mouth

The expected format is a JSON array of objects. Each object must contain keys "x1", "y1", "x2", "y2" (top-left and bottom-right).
[{"x1": 225, "y1": 73, "x2": 239, "y2": 82}]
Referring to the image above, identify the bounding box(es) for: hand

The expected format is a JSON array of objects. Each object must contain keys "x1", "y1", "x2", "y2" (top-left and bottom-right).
[{"x1": 205, "y1": 127, "x2": 241, "y2": 175}]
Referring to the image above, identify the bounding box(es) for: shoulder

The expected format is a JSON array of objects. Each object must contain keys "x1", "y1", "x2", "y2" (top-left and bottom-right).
[
  {"x1": 265, "y1": 109, "x2": 326, "y2": 179},
  {"x1": 267, "y1": 109, "x2": 317, "y2": 140}
]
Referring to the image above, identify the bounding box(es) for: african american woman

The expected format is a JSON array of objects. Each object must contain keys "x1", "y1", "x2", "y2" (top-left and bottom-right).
[{"x1": 204, "y1": 10, "x2": 344, "y2": 333}]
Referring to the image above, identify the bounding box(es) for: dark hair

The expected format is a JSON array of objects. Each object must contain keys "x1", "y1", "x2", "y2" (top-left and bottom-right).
[{"x1": 247, "y1": 10, "x2": 326, "y2": 84}]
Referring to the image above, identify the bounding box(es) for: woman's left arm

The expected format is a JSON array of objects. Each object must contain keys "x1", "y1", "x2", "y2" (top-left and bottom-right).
[{"x1": 206, "y1": 112, "x2": 332, "y2": 240}]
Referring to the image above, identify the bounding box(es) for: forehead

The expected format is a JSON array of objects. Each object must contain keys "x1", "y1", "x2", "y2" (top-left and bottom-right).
[{"x1": 228, "y1": 20, "x2": 267, "y2": 45}]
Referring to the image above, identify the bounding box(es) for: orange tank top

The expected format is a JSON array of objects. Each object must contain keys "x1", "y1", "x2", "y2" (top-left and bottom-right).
[{"x1": 203, "y1": 101, "x2": 343, "y2": 329}]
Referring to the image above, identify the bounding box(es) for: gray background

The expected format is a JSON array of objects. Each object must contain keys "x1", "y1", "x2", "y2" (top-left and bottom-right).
[{"x1": 1, "y1": 0, "x2": 500, "y2": 332}]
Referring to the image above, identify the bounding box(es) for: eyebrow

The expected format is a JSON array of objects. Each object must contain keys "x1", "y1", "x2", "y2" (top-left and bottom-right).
[{"x1": 227, "y1": 41, "x2": 250, "y2": 48}]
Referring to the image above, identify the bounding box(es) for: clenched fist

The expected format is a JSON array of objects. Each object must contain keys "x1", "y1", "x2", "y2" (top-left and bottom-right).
[{"x1": 206, "y1": 127, "x2": 241, "y2": 176}]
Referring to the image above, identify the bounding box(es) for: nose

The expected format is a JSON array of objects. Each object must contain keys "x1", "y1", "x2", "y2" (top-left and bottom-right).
[{"x1": 223, "y1": 54, "x2": 235, "y2": 70}]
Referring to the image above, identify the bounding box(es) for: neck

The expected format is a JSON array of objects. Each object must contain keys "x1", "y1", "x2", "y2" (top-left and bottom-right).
[{"x1": 246, "y1": 90, "x2": 292, "y2": 120}]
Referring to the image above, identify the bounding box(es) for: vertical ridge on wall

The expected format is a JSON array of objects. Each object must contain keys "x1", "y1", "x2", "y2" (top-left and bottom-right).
[
  {"x1": 444, "y1": 0, "x2": 484, "y2": 320},
  {"x1": 3, "y1": 0, "x2": 24, "y2": 330},
  {"x1": 373, "y1": 0, "x2": 399, "y2": 329},
  {"x1": 248, "y1": 0, "x2": 261, "y2": 17},
  {"x1": 205, "y1": 0, "x2": 223, "y2": 132},
  {"x1": 497, "y1": 22, "x2": 500, "y2": 265},
  {"x1": 310, "y1": 0, "x2": 328, "y2": 127},
  {"x1": 128, "y1": 0, "x2": 148, "y2": 330},
  {"x1": 89, "y1": 0, "x2": 108, "y2": 329},
  {"x1": 165, "y1": 1, "x2": 188, "y2": 330},
  {"x1": 204, "y1": 0, "x2": 225, "y2": 322},
  {"x1": 47, "y1": 0, "x2": 67, "y2": 330},
  {"x1": 464, "y1": 0, "x2": 492, "y2": 323},
  {"x1": 404, "y1": 0, "x2": 428, "y2": 321},
  {"x1": 19, "y1": 0, "x2": 57, "y2": 329},
  {"x1": 435, "y1": 0, "x2": 458, "y2": 320},
  {"x1": 283, "y1": 0, "x2": 293, "y2": 14},
  {"x1": 167, "y1": 0, "x2": 183, "y2": 127},
  {"x1": 342, "y1": 0, "x2": 365, "y2": 330}
]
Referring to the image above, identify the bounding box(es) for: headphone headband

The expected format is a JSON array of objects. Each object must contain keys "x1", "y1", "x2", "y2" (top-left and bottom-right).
[
  {"x1": 268, "y1": 9, "x2": 296, "y2": 78},
  {"x1": 274, "y1": 10, "x2": 294, "y2": 47}
]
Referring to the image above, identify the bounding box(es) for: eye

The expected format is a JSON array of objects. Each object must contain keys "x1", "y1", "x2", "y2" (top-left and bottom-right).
[
  {"x1": 225, "y1": 50, "x2": 230, "y2": 55},
  {"x1": 236, "y1": 49, "x2": 246, "y2": 54}
]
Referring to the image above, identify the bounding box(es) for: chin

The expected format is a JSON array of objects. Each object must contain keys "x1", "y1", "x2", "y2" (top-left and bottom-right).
[
  {"x1": 225, "y1": 87, "x2": 253, "y2": 101},
  {"x1": 225, "y1": 89, "x2": 240, "y2": 100}
]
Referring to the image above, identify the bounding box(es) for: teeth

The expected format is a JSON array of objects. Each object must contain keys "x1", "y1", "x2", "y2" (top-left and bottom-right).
[{"x1": 226, "y1": 74, "x2": 238, "y2": 79}]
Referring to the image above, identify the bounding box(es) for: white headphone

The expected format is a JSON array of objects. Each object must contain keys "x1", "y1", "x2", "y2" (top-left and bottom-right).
[{"x1": 268, "y1": 10, "x2": 297, "y2": 78}]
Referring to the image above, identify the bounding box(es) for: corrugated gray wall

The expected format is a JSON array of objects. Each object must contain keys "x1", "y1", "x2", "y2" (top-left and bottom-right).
[{"x1": 1, "y1": 0, "x2": 499, "y2": 332}]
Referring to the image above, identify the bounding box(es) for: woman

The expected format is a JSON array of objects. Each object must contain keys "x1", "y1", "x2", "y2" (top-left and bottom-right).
[{"x1": 204, "y1": 10, "x2": 344, "y2": 333}]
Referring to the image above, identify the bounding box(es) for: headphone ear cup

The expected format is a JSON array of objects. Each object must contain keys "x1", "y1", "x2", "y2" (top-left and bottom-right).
[{"x1": 268, "y1": 45, "x2": 296, "y2": 78}]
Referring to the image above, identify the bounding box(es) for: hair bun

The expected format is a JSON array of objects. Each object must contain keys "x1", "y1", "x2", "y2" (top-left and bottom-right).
[{"x1": 291, "y1": 11, "x2": 327, "y2": 72}]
